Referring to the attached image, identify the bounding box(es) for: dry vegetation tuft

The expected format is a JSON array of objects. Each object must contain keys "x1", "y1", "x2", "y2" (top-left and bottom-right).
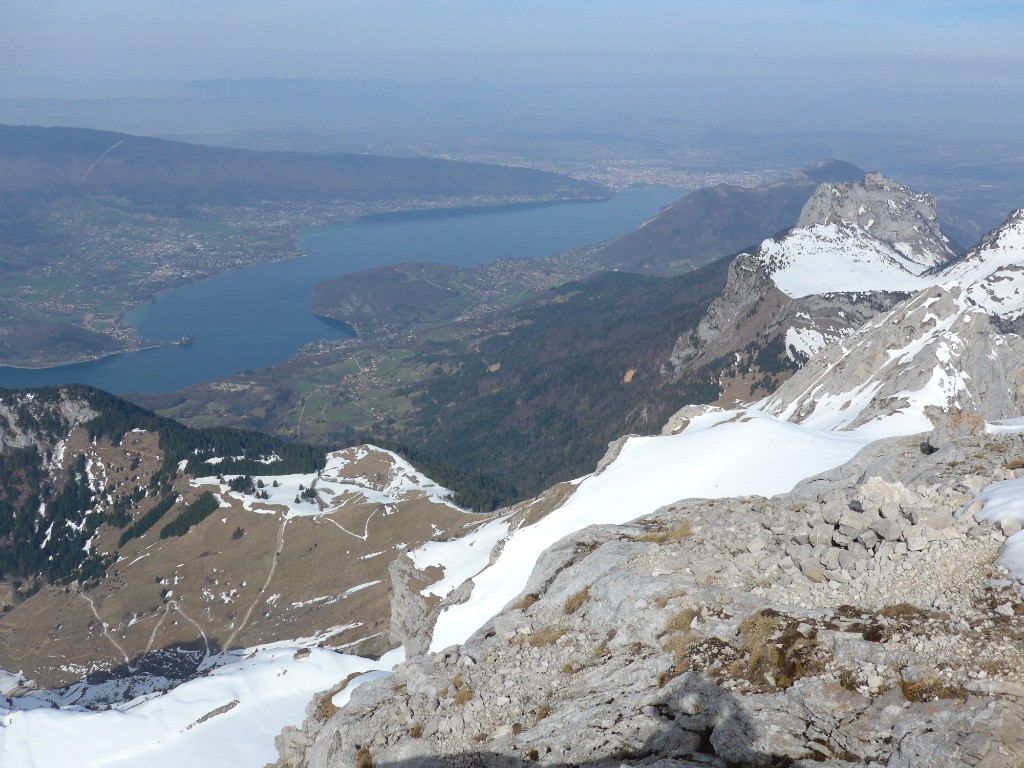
[
  {"x1": 879, "y1": 603, "x2": 932, "y2": 620},
  {"x1": 663, "y1": 607, "x2": 698, "y2": 635},
  {"x1": 512, "y1": 593, "x2": 540, "y2": 611},
  {"x1": 565, "y1": 585, "x2": 591, "y2": 614},
  {"x1": 900, "y1": 676, "x2": 968, "y2": 702},
  {"x1": 663, "y1": 633, "x2": 695, "y2": 671},
  {"x1": 653, "y1": 588, "x2": 688, "y2": 609},
  {"x1": 528, "y1": 626, "x2": 566, "y2": 647},
  {"x1": 637, "y1": 520, "x2": 694, "y2": 544},
  {"x1": 736, "y1": 609, "x2": 823, "y2": 689}
]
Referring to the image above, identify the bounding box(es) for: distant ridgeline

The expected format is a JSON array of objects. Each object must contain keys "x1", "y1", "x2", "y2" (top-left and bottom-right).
[{"x1": 0, "y1": 385, "x2": 326, "y2": 586}]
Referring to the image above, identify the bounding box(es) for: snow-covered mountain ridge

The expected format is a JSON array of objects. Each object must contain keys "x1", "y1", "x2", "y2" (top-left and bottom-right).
[
  {"x1": 762, "y1": 205, "x2": 1024, "y2": 314},
  {"x1": 667, "y1": 175, "x2": 1024, "y2": 414}
]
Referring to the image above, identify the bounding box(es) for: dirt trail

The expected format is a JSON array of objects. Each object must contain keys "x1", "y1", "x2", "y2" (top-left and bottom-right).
[
  {"x1": 81, "y1": 591, "x2": 133, "y2": 670},
  {"x1": 223, "y1": 514, "x2": 288, "y2": 649}
]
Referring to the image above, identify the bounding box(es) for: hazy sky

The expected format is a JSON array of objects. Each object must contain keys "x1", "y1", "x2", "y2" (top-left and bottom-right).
[{"x1": 4, "y1": 0, "x2": 1023, "y2": 93}]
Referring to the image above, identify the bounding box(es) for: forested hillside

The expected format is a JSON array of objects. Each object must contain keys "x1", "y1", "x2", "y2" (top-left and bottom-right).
[
  {"x1": 0, "y1": 385, "x2": 326, "y2": 585},
  {"x1": 374, "y1": 262, "x2": 732, "y2": 506}
]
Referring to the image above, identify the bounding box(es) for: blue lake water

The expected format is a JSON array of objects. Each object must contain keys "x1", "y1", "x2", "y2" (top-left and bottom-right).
[{"x1": 0, "y1": 186, "x2": 682, "y2": 394}]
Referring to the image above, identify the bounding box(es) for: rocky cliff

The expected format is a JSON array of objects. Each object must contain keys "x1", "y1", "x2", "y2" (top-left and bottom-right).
[
  {"x1": 796, "y1": 171, "x2": 956, "y2": 268},
  {"x1": 665, "y1": 173, "x2": 971, "y2": 406}
]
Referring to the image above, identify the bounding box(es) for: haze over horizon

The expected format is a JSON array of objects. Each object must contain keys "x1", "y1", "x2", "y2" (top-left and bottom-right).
[{"x1": 4, "y1": 0, "x2": 1024, "y2": 141}]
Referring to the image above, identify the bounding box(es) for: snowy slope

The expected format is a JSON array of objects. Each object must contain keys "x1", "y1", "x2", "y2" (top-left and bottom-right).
[
  {"x1": 760, "y1": 287, "x2": 1011, "y2": 434},
  {"x1": 945, "y1": 209, "x2": 1024, "y2": 320},
  {"x1": 759, "y1": 222, "x2": 936, "y2": 298},
  {"x1": 426, "y1": 407, "x2": 888, "y2": 652},
  {"x1": 192, "y1": 445, "x2": 462, "y2": 519},
  {"x1": 967, "y1": 476, "x2": 1024, "y2": 584},
  {"x1": 0, "y1": 646, "x2": 401, "y2": 768}
]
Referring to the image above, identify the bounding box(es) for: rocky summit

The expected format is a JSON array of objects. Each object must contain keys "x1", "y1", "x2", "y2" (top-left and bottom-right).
[{"x1": 275, "y1": 425, "x2": 1024, "y2": 768}]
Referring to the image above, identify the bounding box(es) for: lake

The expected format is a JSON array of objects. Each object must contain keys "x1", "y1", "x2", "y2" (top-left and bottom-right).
[{"x1": 0, "y1": 186, "x2": 682, "y2": 393}]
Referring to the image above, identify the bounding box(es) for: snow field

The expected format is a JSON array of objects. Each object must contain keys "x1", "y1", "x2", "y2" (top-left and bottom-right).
[{"x1": 1, "y1": 647, "x2": 401, "y2": 768}]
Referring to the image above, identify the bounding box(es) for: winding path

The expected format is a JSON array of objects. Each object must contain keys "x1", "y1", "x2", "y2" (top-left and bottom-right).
[
  {"x1": 223, "y1": 515, "x2": 288, "y2": 649},
  {"x1": 80, "y1": 591, "x2": 133, "y2": 670}
]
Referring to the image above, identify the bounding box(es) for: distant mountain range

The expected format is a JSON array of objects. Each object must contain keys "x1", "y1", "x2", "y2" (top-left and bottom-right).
[{"x1": 0, "y1": 124, "x2": 606, "y2": 208}]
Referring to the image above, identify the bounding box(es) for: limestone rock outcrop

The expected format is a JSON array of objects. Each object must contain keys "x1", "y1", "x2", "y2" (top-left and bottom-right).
[
  {"x1": 763, "y1": 284, "x2": 1024, "y2": 431},
  {"x1": 275, "y1": 429, "x2": 1024, "y2": 767},
  {"x1": 796, "y1": 172, "x2": 956, "y2": 268}
]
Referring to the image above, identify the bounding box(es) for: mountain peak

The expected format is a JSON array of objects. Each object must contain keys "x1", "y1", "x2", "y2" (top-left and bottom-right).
[
  {"x1": 943, "y1": 207, "x2": 1024, "y2": 327},
  {"x1": 797, "y1": 172, "x2": 956, "y2": 269},
  {"x1": 797, "y1": 158, "x2": 866, "y2": 184},
  {"x1": 976, "y1": 207, "x2": 1024, "y2": 249}
]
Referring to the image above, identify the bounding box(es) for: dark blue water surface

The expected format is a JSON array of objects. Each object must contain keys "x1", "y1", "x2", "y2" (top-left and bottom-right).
[{"x1": 0, "y1": 187, "x2": 682, "y2": 393}]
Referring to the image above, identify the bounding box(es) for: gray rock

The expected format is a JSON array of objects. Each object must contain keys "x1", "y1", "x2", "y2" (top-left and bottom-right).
[
  {"x1": 1001, "y1": 519, "x2": 1023, "y2": 538},
  {"x1": 857, "y1": 528, "x2": 880, "y2": 550},
  {"x1": 388, "y1": 553, "x2": 436, "y2": 659},
  {"x1": 800, "y1": 558, "x2": 827, "y2": 583},
  {"x1": 871, "y1": 517, "x2": 905, "y2": 542},
  {"x1": 797, "y1": 172, "x2": 956, "y2": 269}
]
